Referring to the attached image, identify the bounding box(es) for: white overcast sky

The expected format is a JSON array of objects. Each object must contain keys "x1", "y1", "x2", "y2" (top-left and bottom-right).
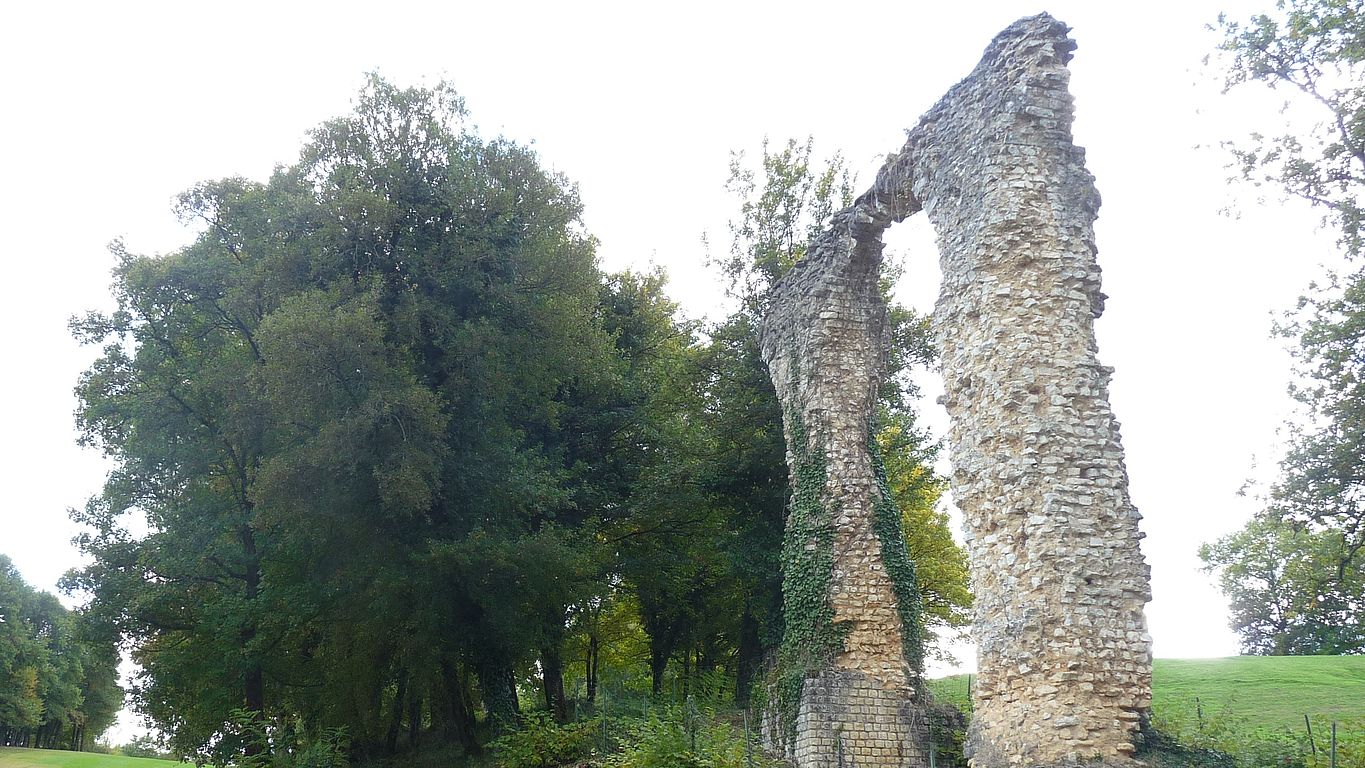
[{"x1": 0, "y1": 0, "x2": 1348, "y2": 737}]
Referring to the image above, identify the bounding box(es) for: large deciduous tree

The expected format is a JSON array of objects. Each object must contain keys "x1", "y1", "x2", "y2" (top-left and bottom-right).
[
  {"x1": 69, "y1": 76, "x2": 622, "y2": 760},
  {"x1": 1205, "y1": 0, "x2": 1365, "y2": 653},
  {"x1": 1200, "y1": 514, "x2": 1364, "y2": 654}
]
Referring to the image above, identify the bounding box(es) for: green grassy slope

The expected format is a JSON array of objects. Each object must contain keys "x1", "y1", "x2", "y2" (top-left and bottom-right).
[
  {"x1": 1154, "y1": 656, "x2": 1365, "y2": 731},
  {"x1": 0, "y1": 749, "x2": 179, "y2": 768},
  {"x1": 930, "y1": 656, "x2": 1365, "y2": 732}
]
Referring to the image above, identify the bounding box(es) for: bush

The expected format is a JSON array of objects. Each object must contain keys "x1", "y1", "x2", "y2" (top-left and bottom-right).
[
  {"x1": 604, "y1": 703, "x2": 781, "y2": 768},
  {"x1": 120, "y1": 733, "x2": 173, "y2": 760},
  {"x1": 489, "y1": 711, "x2": 601, "y2": 768},
  {"x1": 1148, "y1": 697, "x2": 1305, "y2": 768},
  {"x1": 1305, "y1": 716, "x2": 1365, "y2": 768},
  {"x1": 486, "y1": 700, "x2": 779, "y2": 768},
  {"x1": 926, "y1": 699, "x2": 968, "y2": 768},
  {"x1": 204, "y1": 710, "x2": 349, "y2": 768}
]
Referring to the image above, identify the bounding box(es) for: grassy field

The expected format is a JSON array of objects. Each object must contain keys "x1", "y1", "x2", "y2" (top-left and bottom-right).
[
  {"x1": 0, "y1": 749, "x2": 179, "y2": 768},
  {"x1": 929, "y1": 655, "x2": 1365, "y2": 732}
]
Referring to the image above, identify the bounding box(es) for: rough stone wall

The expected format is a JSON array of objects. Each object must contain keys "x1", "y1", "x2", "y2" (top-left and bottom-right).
[
  {"x1": 761, "y1": 212, "x2": 929, "y2": 767},
  {"x1": 759, "y1": 13, "x2": 1151, "y2": 768}
]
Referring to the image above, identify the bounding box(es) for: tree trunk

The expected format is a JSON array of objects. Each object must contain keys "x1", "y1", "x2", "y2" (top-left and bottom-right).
[
  {"x1": 650, "y1": 644, "x2": 668, "y2": 695},
  {"x1": 240, "y1": 524, "x2": 265, "y2": 740},
  {"x1": 541, "y1": 644, "x2": 568, "y2": 723},
  {"x1": 439, "y1": 659, "x2": 479, "y2": 755},
  {"x1": 477, "y1": 661, "x2": 520, "y2": 735},
  {"x1": 386, "y1": 668, "x2": 409, "y2": 754},
  {"x1": 408, "y1": 693, "x2": 421, "y2": 748},
  {"x1": 736, "y1": 606, "x2": 761, "y2": 705},
  {"x1": 586, "y1": 632, "x2": 599, "y2": 706}
]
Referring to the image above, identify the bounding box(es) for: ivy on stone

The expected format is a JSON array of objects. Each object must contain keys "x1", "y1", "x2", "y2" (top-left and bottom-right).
[
  {"x1": 868, "y1": 425, "x2": 927, "y2": 681},
  {"x1": 770, "y1": 398, "x2": 847, "y2": 748}
]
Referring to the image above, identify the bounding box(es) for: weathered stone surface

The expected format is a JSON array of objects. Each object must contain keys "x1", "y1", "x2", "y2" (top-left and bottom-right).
[{"x1": 759, "y1": 13, "x2": 1152, "y2": 768}]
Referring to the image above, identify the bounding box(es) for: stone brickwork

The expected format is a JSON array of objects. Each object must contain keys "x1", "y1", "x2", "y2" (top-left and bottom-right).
[
  {"x1": 796, "y1": 672, "x2": 927, "y2": 766},
  {"x1": 759, "y1": 13, "x2": 1152, "y2": 768}
]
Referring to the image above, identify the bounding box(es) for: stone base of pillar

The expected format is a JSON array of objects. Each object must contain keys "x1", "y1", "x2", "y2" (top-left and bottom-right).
[
  {"x1": 785, "y1": 669, "x2": 928, "y2": 768},
  {"x1": 966, "y1": 720, "x2": 1146, "y2": 768}
]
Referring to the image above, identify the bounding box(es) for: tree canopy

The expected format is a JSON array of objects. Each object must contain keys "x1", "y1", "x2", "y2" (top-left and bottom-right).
[{"x1": 1204, "y1": 0, "x2": 1365, "y2": 655}]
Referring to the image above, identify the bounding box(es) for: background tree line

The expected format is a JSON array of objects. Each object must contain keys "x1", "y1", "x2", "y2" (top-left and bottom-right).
[
  {"x1": 0, "y1": 555, "x2": 121, "y2": 751},
  {"x1": 61, "y1": 77, "x2": 968, "y2": 763}
]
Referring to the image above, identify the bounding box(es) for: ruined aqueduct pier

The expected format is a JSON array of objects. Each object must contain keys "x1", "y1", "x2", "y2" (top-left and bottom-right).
[{"x1": 760, "y1": 14, "x2": 1153, "y2": 768}]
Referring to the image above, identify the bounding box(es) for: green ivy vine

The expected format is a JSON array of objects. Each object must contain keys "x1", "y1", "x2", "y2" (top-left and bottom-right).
[
  {"x1": 763, "y1": 375, "x2": 928, "y2": 749},
  {"x1": 868, "y1": 422, "x2": 926, "y2": 679},
  {"x1": 770, "y1": 398, "x2": 847, "y2": 748}
]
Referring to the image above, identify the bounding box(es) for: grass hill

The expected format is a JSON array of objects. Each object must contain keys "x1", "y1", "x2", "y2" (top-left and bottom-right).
[
  {"x1": 0, "y1": 749, "x2": 178, "y2": 768},
  {"x1": 929, "y1": 655, "x2": 1365, "y2": 733}
]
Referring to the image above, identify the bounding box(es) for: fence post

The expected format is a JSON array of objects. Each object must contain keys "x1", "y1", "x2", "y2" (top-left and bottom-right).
[
  {"x1": 1306, "y1": 714, "x2": 1317, "y2": 755},
  {"x1": 1330, "y1": 721, "x2": 1337, "y2": 768},
  {"x1": 744, "y1": 710, "x2": 753, "y2": 768},
  {"x1": 685, "y1": 695, "x2": 698, "y2": 752}
]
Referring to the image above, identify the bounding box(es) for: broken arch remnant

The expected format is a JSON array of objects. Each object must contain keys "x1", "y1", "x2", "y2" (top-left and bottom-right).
[{"x1": 759, "y1": 13, "x2": 1152, "y2": 768}]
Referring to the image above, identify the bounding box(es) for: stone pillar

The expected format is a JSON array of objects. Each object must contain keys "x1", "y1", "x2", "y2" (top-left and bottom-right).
[
  {"x1": 760, "y1": 213, "x2": 929, "y2": 768},
  {"x1": 759, "y1": 13, "x2": 1151, "y2": 768}
]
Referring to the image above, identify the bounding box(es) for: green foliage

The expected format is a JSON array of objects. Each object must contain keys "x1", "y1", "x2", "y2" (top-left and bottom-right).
[
  {"x1": 489, "y1": 712, "x2": 599, "y2": 768},
  {"x1": 117, "y1": 735, "x2": 170, "y2": 760},
  {"x1": 1150, "y1": 696, "x2": 1305, "y2": 768},
  {"x1": 604, "y1": 704, "x2": 781, "y2": 768},
  {"x1": 1213, "y1": 0, "x2": 1365, "y2": 654},
  {"x1": 877, "y1": 417, "x2": 972, "y2": 654},
  {"x1": 68, "y1": 74, "x2": 618, "y2": 758},
  {"x1": 487, "y1": 705, "x2": 778, "y2": 768},
  {"x1": 0, "y1": 555, "x2": 122, "y2": 750},
  {"x1": 868, "y1": 430, "x2": 926, "y2": 677},
  {"x1": 212, "y1": 709, "x2": 350, "y2": 768},
  {"x1": 1215, "y1": 0, "x2": 1365, "y2": 258},
  {"x1": 1306, "y1": 716, "x2": 1365, "y2": 768},
  {"x1": 923, "y1": 701, "x2": 968, "y2": 768},
  {"x1": 770, "y1": 401, "x2": 844, "y2": 746},
  {"x1": 715, "y1": 138, "x2": 855, "y2": 314},
  {"x1": 1200, "y1": 514, "x2": 1364, "y2": 653}
]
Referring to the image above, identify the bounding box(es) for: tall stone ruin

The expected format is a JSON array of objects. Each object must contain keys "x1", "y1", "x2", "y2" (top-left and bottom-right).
[{"x1": 759, "y1": 14, "x2": 1152, "y2": 768}]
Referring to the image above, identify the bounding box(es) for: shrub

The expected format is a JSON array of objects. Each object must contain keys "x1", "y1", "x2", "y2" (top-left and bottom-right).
[
  {"x1": 1306, "y1": 716, "x2": 1365, "y2": 768},
  {"x1": 1148, "y1": 697, "x2": 1304, "y2": 768},
  {"x1": 489, "y1": 711, "x2": 601, "y2": 768},
  {"x1": 604, "y1": 703, "x2": 781, "y2": 768},
  {"x1": 120, "y1": 734, "x2": 172, "y2": 760}
]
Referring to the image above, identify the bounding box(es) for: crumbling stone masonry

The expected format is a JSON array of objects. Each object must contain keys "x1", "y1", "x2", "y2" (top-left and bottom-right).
[{"x1": 759, "y1": 14, "x2": 1152, "y2": 768}]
